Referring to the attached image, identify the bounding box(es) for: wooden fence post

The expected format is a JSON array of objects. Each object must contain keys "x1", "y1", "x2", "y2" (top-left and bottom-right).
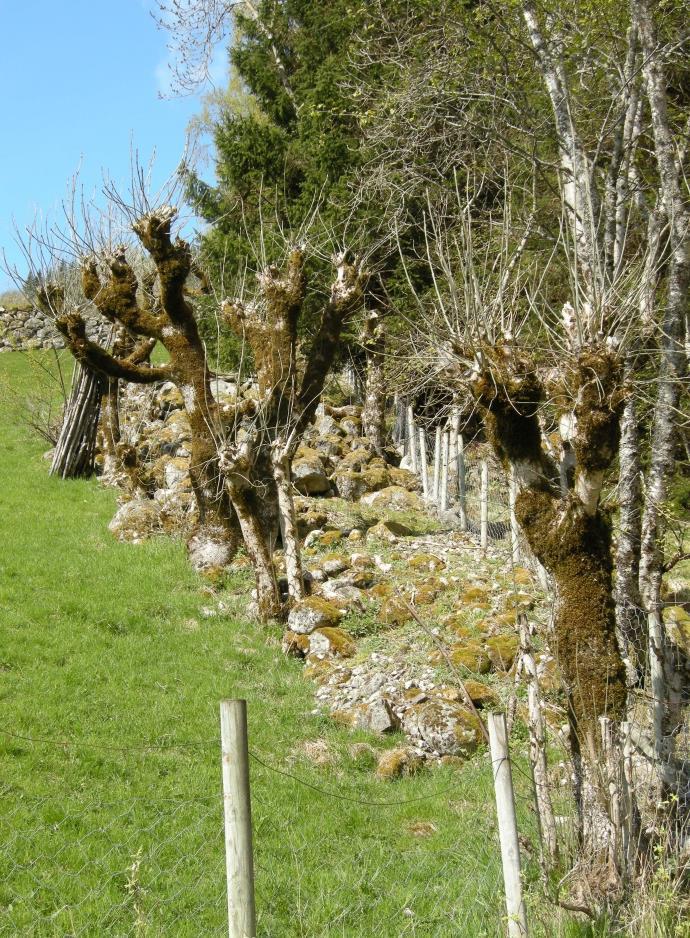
[
  {"x1": 480, "y1": 460, "x2": 489, "y2": 552},
  {"x1": 220, "y1": 700, "x2": 257, "y2": 938},
  {"x1": 433, "y1": 426, "x2": 442, "y2": 503},
  {"x1": 449, "y1": 409, "x2": 460, "y2": 500},
  {"x1": 406, "y1": 405, "x2": 418, "y2": 473},
  {"x1": 440, "y1": 430, "x2": 450, "y2": 511},
  {"x1": 509, "y1": 466, "x2": 521, "y2": 565},
  {"x1": 457, "y1": 433, "x2": 467, "y2": 530},
  {"x1": 419, "y1": 428, "x2": 429, "y2": 500},
  {"x1": 488, "y1": 712, "x2": 529, "y2": 938},
  {"x1": 519, "y1": 620, "x2": 558, "y2": 865}
]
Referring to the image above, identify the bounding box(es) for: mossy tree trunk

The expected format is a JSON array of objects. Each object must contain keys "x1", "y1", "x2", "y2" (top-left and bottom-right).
[
  {"x1": 468, "y1": 340, "x2": 629, "y2": 875},
  {"x1": 221, "y1": 249, "x2": 367, "y2": 620},
  {"x1": 53, "y1": 207, "x2": 242, "y2": 573}
]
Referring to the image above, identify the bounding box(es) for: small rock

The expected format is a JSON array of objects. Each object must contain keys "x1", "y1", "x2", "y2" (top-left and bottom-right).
[
  {"x1": 376, "y1": 747, "x2": 424, "y2": 781},
  {"x1": 287, "y1": 597, "x2": 344, "y2": 634}
]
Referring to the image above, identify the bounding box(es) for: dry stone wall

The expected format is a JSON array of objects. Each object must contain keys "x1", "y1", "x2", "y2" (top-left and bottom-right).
[
  {"x1": 0, "y1": 306, "x2": 63, "y2": 352},
  {"x1": 0, "y1": 306, "x2": 106, "y2": 352}
]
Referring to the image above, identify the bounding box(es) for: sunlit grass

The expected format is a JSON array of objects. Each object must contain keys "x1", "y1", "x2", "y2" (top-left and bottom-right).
[{"x1": 0, "y1": 351, "x2": 601, "y2": 937}]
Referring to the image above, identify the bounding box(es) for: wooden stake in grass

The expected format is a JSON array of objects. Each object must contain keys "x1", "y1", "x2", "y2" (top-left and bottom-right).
[
  {"x1": 433, "y1": 426, "x2": 442, "y2": 503},
  {"x1": 440, "y1": 430, "x2": 450, "y2": 510},
  {"x1": 480, "y1": 459, "x2": 489, "y2": 552},
  {"x1": 406, "y1": 405, "x2": 418, "y2": 472},
  {"x1": 488, "y1": 712, "x2": 528, "y2": 938},
  {"x1": 419, "y1": 427, "x2": 429, "y2": 500},
  {"x1": 519, "y1": 619, "x2": 558, "y2": 866},
  {"x1": 509, "y1": 466, "x2": 521, "y2": 565},
  {"x1": 457, "y1": 433, "x2": 467, "y2": 530},
  {"x1": 220, "y1": 700, "x2": 257, "y2": 938}
]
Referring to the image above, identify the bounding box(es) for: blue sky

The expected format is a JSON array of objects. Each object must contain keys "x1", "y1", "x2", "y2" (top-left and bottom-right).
[{"x1": 0, "y1": 0, "x2": 226, "y2": 289}]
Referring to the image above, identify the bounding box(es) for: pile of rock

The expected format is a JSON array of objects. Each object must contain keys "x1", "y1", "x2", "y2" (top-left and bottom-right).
[
  {"x1": 105, "y1": 381, "x2": 423, "y2": 543},
  {"x1": 0, "y1": 306, "x2": 63, "y2": 352},
  {"x1": 0, "y1": 305, "x2": 106, "y2": 353}
]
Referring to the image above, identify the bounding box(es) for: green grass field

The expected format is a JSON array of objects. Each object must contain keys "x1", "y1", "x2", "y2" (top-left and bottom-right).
[{"x1": 0, "y1": 352, "x2": 581, "y2": 937}]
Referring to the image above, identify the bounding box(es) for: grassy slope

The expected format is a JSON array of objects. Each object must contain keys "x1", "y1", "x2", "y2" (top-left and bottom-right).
[{"x1": 0, "y1": 352, "x2": 539, "y2": 937}]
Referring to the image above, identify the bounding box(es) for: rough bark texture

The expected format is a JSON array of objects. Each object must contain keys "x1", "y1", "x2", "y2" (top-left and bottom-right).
[
  {"x1": 221, "y1": 249, "x2": 367, "y2": 619},
  {"x1": 472, "y1": 343, "x2": 628, "y2": 746},
  {"x1": 55, "y1": 209, "x2": 241, "y2": 572},
  {"x1": 614, "y1": 393, "x2": 645, "y2": 684},
  {"x1": 360, "y1": 283, "x2": 387, "y2": 454},
  {"x1": 50, "y1": 362, "x2": 104, "y2": 479},
  {"x1": 634, "y1": 0, "x2": 690, "y2": 806}
]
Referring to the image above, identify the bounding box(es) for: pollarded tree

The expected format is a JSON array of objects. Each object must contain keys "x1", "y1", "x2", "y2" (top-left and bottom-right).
[
  {"x1": 41, "y1": 205, "x2": 243, "y2": 573},
  {"x1": 219, "y1": 247, "x2": 368, "y2": 619}
]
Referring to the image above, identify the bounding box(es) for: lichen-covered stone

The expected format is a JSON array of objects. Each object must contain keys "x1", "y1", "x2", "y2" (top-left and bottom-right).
[
  {"x1": 486, "y1": 635, "x2": 519, "y2": 671},
  {"x1": 287, "y1": 596, "x2": 344, "y2": 634},
  {"x1": 403, "y1": 700, "x2": 483, "y2": 757},
  {"x1": 379, "y1": 597, "x2": 413, "y2": 626},
  {"x1": 360, "y1": 486, "x2": 424, "y2": 512},
  {"x1": 449, "y1": 643, "x2": 491, "y2": 674},
  {"x1": 308, "y1": 627, "x2": 356, "y2": 659},
  {"x1": 375, "y1": 747, "x2": 423, "y2": 780}
]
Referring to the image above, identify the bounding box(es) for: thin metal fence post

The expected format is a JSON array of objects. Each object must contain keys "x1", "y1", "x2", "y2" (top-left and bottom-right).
[
  {"x1": 488, "y1": 712, "x2": 528, "y2": 938},
  {"x1": 220, "y1": 700, "x2": 257, "y2": 938}
]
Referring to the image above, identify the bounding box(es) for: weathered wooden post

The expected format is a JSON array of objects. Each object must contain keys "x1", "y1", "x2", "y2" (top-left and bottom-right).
[
  {"x1": 488, "y1": 712, "x2": 528, "y2": 938},
  {"x1": 419, "y1": 428, "x2": 429, "y2": 500},
  {"x1": 220, "y1": 700, "x2": 257, "y2": 938},
  {"x1": 480, "y1": 459, "x2": 489, "y2": 552},
  {"x1": 457, "y1": 433, "x2": 467, "y2": 530},
  {"x1": 509, "y1": 466, "x2": 521, "y2": 565},
  {"x1": 433, "y1": 426, "x2": 442, "y2": 503},
  {"x1": 519, "y1": 619, "x2": 557, "y2": 865},
  {"x1": 440, "y1": 430, "x2": 450, "y2": 510},
  {"x1": 449, "y1": 409, "x2": 460, "y2": 500},
  {"x1": 406, "y1": 405, "x2": 418, "y2": 473}
]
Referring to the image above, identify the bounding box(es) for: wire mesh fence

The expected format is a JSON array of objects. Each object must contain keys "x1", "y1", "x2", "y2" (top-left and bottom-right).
[{"x1": 0, "y1": 724, "x2": 538, "y2": 938}]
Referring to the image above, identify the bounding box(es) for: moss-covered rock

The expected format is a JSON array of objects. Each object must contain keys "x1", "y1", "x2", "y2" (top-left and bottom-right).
[
  {"x1": 375, "y1": 747, "x2": 424, "y2": 780},
  {"x1": 308, "y1": 627, "x2": 356, "y2": 659},
  {"x1": 287, "y1": 596, "x2": 344, "y2": 634},
  {"x1": 403, "y1": 700, "x2": 484, "y2": 757},
  {"x1": 449, "y1": 643, "x2": 491, "y2": 674},
  {"x1": 409, "y1": 553, "x2": 445, "y2": 572},
  {"x1": 486, "y1": 635, "x2": 519, "y2": 671},
  {"x1": 379, "y1": 596, "x2": 413, "y2": 626}
]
